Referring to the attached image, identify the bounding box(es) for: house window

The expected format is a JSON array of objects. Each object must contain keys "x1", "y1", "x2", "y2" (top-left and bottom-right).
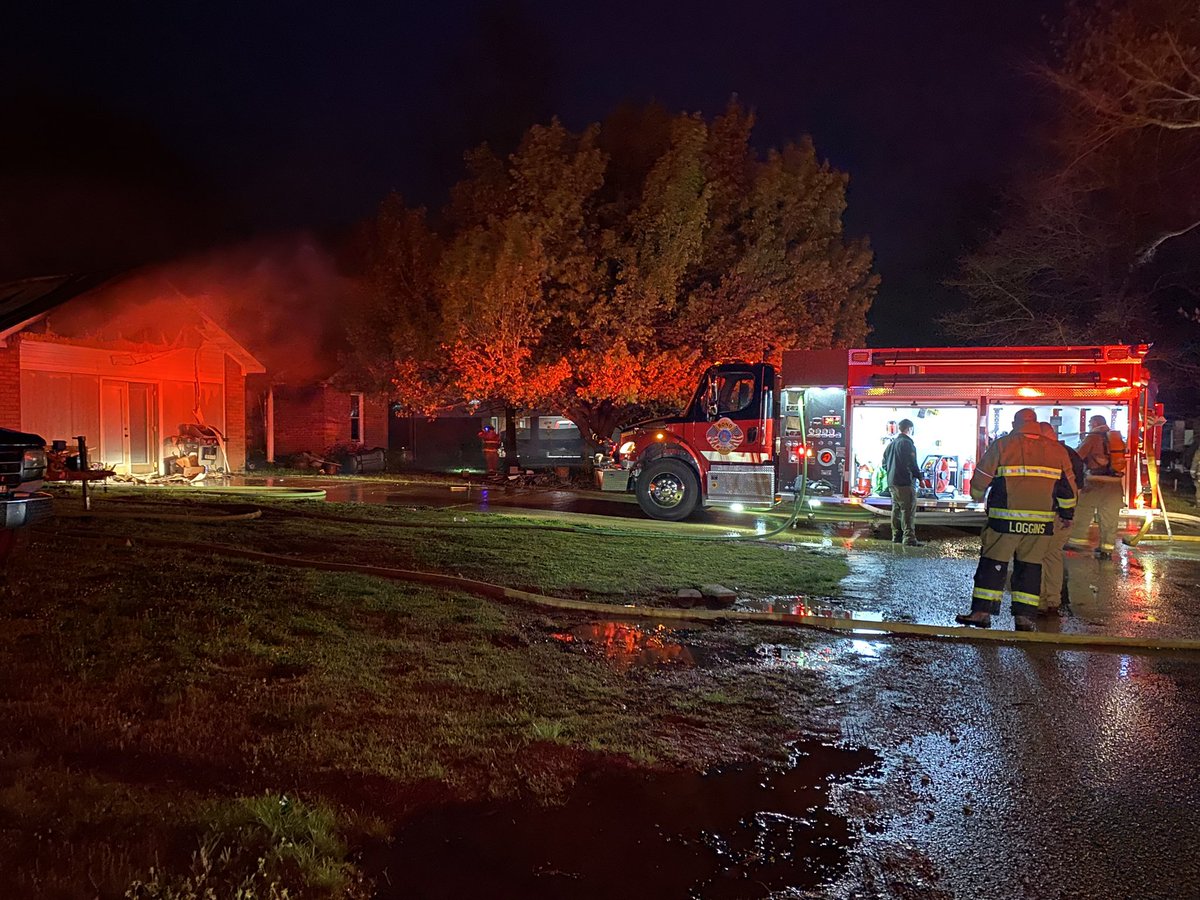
[{"x1": 350, "y1": 393, "x2": 364, "y2": 443}]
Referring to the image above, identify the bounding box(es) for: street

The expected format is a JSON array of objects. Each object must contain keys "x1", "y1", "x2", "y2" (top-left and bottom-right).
[{"x1": 791, "y1": 535, "x2": 1200, "y2": 898}]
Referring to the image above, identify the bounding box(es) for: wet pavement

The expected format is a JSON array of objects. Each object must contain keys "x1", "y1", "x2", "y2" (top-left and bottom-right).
[
  {"x1": 734, "y1": 531, "x2": 1200, "y2": 898},
  {"x1": 811, "y1": 634, "x2": 1200, "y2": 898},
  {"x1": 772, "y1": 528, "x2": 1200, "y2": 642},
  {"x1": 243, "y1": 476, "x2": 762, "y2": 528}
]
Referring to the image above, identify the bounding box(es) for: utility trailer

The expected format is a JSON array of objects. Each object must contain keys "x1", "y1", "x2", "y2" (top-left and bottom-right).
[{"x1": 614, "y1": 345, "x2": 1160, "y2": 521}]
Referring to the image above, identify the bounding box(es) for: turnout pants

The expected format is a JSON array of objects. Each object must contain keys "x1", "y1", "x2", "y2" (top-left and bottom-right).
[
  {"x1": 1067, "y1": 479, "x2": 1124, "y2": 553},
  {"x1": 971, "y1": 527, "x2": 1053, "y2": 617},
  {"x1": 889, "y1": 485, "x2": 917, "y2": 542},
  {"x1": 1039, "y1": 520, "x2": 1073, "y2": 610}
]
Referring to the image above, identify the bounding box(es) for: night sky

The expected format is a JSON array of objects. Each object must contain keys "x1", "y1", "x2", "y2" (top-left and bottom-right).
[{"x1": 2, "y1": 0, "x2": 1060, "y2": 346}]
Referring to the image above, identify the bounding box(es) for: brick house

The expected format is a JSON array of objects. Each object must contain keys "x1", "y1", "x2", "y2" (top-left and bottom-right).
[
  {"x1": 253, "y1": 377, "x2": 390, "y2": 462},
  {"x1": 0, "y1": 274, "x2": 264, "y2": 473}
]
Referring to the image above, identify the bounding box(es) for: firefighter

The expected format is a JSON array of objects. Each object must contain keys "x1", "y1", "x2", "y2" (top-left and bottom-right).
[
  {"x1": 1066, "y1": 414, "x2": 1127, "y2": 559},
  {"x1": 478, "y1": 424, "x2": 502, "y2": 474},
  {"x1": 1038, "y1": 422, "x2": 1087, "y2": 617},
  {"x1": 881, "y1": 418, "x2": 924, "y2": 546},
  {"x1": 955, "y1": 408, "x2": 1077, "y2": 632}
]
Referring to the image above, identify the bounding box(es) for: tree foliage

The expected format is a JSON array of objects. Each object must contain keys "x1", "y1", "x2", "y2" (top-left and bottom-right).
[
  {"x1": 348, "y1": 102, "x2": 877, "y2": 445},
  {"x1": 948, "y1": 0, "x2": 1200, "y2": 380}
]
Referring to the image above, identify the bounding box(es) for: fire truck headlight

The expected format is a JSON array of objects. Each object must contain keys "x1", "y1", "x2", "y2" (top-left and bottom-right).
[{"x1": 730, "y1": 503, "x2": 745, "y2": 513}]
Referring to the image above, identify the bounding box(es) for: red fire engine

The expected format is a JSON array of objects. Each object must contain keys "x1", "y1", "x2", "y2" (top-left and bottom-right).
[{"x1": 614, "y1": 345, "x2": 1161, "y2": 521}]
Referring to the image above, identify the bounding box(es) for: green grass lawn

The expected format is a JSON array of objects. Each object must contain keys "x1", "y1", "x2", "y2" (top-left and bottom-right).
[{"x1": 0, "y1": 491, "x2": 847, "y2": 898}]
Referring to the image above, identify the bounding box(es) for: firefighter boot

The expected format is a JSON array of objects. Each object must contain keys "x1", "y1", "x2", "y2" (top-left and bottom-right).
[
  {"x1": 955, "y1": 611, "x2": 991, "y2": 628},
  {"x1": 1013, "y1": 615, "x2": 1038, "y2": 632}
]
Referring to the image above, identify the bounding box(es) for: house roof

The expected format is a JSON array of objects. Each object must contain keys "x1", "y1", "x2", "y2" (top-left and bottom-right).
[
  {"x1": 0, "y1": 273, "x2": 265, "y2": 374},
  {"x1": 0, "y1": 273, "x2": 114, "y2": 339}
]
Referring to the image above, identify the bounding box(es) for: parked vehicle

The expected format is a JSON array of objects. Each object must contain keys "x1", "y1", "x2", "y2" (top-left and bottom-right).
[{"x1": 1, "y1": 428, "x2": 52, "y2": 571}]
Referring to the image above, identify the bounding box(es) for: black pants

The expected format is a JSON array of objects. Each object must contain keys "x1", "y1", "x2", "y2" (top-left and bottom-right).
[{"x1": 971, "y1": 527, "x2": 1051, "y2": 616}]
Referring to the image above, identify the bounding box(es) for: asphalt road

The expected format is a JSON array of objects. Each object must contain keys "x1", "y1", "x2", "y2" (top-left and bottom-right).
[{"x1": 747, "y1": 535, "x2": 1200, "y2": 899}]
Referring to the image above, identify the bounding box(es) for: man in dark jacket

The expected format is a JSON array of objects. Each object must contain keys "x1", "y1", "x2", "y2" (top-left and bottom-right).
[
  {"x1": 882, "y1": 419, "x2": 925, "y2": 546},
  {"x1": 1038, "y1": 422, "x2": 1087, "y2": 616}
]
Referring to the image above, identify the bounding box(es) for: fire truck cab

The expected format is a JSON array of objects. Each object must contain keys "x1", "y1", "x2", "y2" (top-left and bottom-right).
[{"x1": 618, "y1": 345, "x2": 1160, "y2": 521}]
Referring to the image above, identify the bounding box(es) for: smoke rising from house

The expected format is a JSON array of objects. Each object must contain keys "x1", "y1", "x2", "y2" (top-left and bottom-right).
[{"x1": 46, "y1": 235, "x2": 356, "y2": 383}]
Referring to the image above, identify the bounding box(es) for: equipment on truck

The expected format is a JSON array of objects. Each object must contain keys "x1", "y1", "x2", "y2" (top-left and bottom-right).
[{"x1": 920, "y1": 454, "x2": 959, "y2": 499}]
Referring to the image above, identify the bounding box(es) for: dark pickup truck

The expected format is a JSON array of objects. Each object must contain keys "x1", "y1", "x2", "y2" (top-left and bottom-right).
[{"x1": 1, "y1": 426, "x2": 51, "y2": 540}]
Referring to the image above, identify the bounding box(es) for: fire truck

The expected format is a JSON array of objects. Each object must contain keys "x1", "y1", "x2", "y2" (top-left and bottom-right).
[{"x1": 613, "y1": 345, "x2": 1161, "y2": 521}]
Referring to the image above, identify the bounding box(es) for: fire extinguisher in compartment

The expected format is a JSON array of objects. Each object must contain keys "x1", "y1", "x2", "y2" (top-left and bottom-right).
[
  {"x1": 854, "y1": 463, "x2": 872, "y2": 496},
  {"x1": 962, "y1": 459, "x2": 975, "y2": 494}
]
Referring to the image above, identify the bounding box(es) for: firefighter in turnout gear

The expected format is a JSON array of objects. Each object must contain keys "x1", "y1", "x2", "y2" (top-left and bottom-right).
[
  {"x1": 955, "y1": 408, "x2": 1078, "y2": 632},
  {"x1": 1038, "y1": 422, "x2": 1088, "y2": 617},
  {"x1": 1066, "y1": 415, "x2": 1127, "y2": 559}
]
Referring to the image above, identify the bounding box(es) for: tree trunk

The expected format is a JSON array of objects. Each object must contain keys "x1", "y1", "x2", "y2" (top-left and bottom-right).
[
  {"x1": 504, "y1": 405, "x2": 520, "y2": 472},
  {"x1": 566, "y1": 399, "x2": 626, "y2": 457}
]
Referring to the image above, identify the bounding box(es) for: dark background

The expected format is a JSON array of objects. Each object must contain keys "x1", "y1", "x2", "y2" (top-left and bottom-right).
[{"x1": 0, "y1": 0, "x2": 1061, "y2": 346}]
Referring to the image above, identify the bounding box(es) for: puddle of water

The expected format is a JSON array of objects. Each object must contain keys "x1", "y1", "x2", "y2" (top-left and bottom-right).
[
  {"x1": 370, "y1": 741, "x2": 875, "y2": 899},
  {"x1": 552, "y1": 621, "x2": 697, "y2": 671},
  {"x1": 755, "y1": 640, "x2": 885, "y2": 672},
  {"x1": 739, "y1": 597, "x2": 887, "y2": 636}
]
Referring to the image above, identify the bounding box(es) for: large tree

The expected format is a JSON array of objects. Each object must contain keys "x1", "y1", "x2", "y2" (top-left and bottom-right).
[
  {"x1": 360, "y1": 102, "x2": 877, "y2": 449},
  {"x1": 948, "y1": 0, "x2": 1200, "y2": 382},
  {"x1": 339, "y1": 194, "x2": 446, "y2": 408}
]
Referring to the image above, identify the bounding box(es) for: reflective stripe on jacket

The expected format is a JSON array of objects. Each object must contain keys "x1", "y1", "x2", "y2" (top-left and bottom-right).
[{"x1": 970, "y1": 426, "x2": 1078, "y2": 535}]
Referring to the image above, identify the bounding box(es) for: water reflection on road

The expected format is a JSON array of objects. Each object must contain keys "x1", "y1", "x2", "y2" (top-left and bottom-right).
[{"x1": 834, "y1": 531, "x2": 1200, "y2": 640}]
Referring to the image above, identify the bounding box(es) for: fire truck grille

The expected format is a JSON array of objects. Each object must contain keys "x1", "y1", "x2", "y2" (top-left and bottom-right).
[{"x1": 706, "y1": 465, "x2": 776, "y2": 505}]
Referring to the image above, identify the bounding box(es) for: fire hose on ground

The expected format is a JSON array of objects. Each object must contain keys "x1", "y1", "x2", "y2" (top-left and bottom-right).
[{"x1": 42, "y1": 518, "x2": 1200, "y2": 654}]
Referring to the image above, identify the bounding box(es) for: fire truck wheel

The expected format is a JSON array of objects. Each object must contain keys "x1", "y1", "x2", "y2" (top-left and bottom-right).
[{"x1": 636, "y1": 458, "x2": 700, "y2": 521}]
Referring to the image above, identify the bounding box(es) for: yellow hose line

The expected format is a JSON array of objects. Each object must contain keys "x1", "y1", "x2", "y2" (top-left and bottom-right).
[
  {"x1": 1144, "y1": 446, "x2": 1172, "y2": 537},
  {"x1": 1123, "y1": 513, "x2": 1156, "y2": 547},
  {"x1": 99, "y1": 535, "x2": 1200, "y2": 655},
  {"x1": 1131, "y1": 534, "x2": 1200, "y2": 543}
]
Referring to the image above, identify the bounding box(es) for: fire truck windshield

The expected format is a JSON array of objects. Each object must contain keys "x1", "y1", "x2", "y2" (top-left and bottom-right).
[{"x1": 687, "y1": 372, "x2": 755, "y2": 419}]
